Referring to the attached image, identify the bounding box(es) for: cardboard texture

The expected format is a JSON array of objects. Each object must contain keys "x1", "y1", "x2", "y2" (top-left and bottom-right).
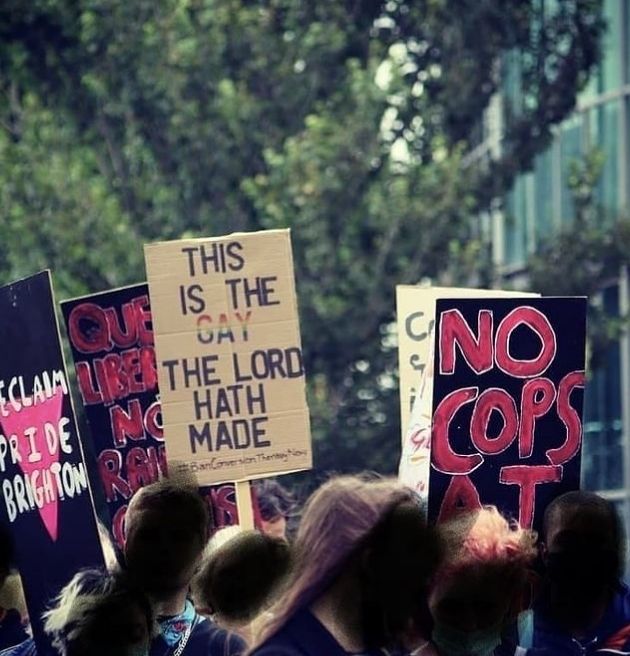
[
  {"x1": 428, "y1": 297, "x2": 587, "y2": 531},
  {"x1": 144, "y1": 230, "x2": 312, "y2": 485},
  {"x1": 0, "y1": 271, "x2": 104, "y2": 656}
]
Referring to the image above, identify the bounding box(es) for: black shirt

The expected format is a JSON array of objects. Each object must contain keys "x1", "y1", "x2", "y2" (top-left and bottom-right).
[{"x1": 250, "y1": 609, "x2": 389, "y2": 656}]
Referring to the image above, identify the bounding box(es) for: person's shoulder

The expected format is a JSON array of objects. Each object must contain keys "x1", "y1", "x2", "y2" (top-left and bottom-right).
[
  {"x1": 0, "y1": 610, "x2": 29, "y2": 652},
  {"x1": 189, "y1": 614, "x2": 247, "y2": 655},
  {"x1": 616, "y1": 582, "x2": 630, "y2": 615},
  {"x1": 596, "y1": 583, "x2": 630, "y2": 652},
  {"x1": 249, "y1": 643, "x2": 304, "y2": 656},
  {"x1": 0, "y1": 638, "x2": 37, "y2": 656},
  {"x1": 248, "y1": 620, "x2": 305, "y2": 656},
  {"x1": 247, "y1": 612, "x2": 324, "y2": 656}
]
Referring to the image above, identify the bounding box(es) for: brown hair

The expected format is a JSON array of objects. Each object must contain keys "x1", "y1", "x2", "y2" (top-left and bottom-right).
[
  {"x1": 125, "y1": 479, "x2": 210, "y2": 543},
  {"x1": 250, "y1": 474, "x2": 422, "y2": 649},
  {"x1": 193, "y1": 529, "x2": 292, "y2": 623}
]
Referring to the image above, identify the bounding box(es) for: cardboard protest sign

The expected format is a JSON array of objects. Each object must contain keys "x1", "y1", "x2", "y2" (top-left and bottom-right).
[
  {"x1": 61, "y1": 285, "x2": 166, "y2": 547},
  {"x1": 144, "y1": 229, "x2": 312, "y2": 486},
  {"x1": 397, "y1": 287, "x2": 538, "y2": 496},
  {"x1": 428, "y1": 297, "x2": 586, "y2": 531},
  {"x1": 0, "y1": 271, "x2": 104, "y2": 655}
]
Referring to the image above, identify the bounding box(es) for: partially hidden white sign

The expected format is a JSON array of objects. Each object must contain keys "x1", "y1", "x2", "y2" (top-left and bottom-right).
[{"x1": 397, "y1": 286, "x2": 538, "y2": 497}]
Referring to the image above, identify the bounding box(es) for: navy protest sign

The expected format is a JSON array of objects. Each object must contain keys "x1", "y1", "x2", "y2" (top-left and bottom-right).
[
  {"x1": 428, "y1": 297, "x2": 587, "y2": 531},
  {"x1": 61, "y1": 284, "x2": 166, "y2": 547},
  {"x1": 61, "y1": 285, "x2": 241, "y2": 545},
  {"x1": 0, "y1": 271, "x2": 104, "y2": 655}
]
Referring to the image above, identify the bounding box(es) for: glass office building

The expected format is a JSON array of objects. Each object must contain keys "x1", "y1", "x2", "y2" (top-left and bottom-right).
[{"x1": 489, "y1": 0, "x2": 630, "y2": 527}]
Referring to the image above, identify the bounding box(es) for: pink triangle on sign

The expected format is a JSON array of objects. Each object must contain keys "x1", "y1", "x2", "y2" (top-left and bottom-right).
[{"x1": 0, "y1": 388, "x2": 65, "y2": 541}]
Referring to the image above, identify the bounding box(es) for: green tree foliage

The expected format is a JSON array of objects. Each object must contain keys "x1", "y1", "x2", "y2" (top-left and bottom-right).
[
  {"x1": 0, "y1": 0, "x2": 604, "y2": 476},
  {"x1": 529, "y1": 150, "x2": 630, "y2": 371}
]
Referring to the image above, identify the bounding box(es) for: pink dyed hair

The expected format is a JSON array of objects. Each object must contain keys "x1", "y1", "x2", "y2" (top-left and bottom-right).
[{"x1": 437, "y1": 506, "x2": 537, "y2": 580}]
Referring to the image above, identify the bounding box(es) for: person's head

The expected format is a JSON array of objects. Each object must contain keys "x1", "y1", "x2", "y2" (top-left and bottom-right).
[
  {"x1": 429, "y1": 507, "x2": 537, "y2": 656},
  {"x1": 43, "y1": 568, "x2": 154, "y2": 656},
  {"x1": 254, "y1": 474, "x2": 442, "y2": 651},
  {"x1": 124, "y1": 479, "x2": 210, "y2": 600},
  {"x1": 193, "y1": 529, "x2": 292, "y2": 628},
  {"x1": 253, "y1": 479, "x2": 296, "y2": 541},
  {"x1": 541, "y1": 491, "x2": 623, "y2": 631}
]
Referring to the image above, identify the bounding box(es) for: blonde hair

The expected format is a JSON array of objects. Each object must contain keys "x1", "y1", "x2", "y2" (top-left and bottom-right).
[
  {"x1": 204, "y1": 525, "x2": 245, "y2": 558},
  {"x1": 42, "y1": 569, "x2": 155, "y2": 655},
  {"x1": 193, "y1": 529, "x2": 291, "y2": 625},
  {"x1": 251, "y1": 474, "x2": 418, "y2": 649},
  {"x1": 0, "y1": 572, "x2": 27, "y2": 620}
]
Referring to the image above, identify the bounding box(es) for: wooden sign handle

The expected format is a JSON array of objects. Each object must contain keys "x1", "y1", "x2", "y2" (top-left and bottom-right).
[{"x1": 235, "y1": 480, "x2": 255, "y2": 530}]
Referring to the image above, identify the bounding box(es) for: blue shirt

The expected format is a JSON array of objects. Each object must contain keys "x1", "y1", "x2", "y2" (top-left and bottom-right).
[
  {"x1": 150, "y1": 600, "x2": 245, "y2": 656},
  {"x1": 526, "y1": 583, "x2": 630, "y2": 655},
  {"x1": 0, "y1": 640, "x2": 36, "y2": 656},
  {"x1": 0, "y1": 610, "x2": 28, "y2": 653}
]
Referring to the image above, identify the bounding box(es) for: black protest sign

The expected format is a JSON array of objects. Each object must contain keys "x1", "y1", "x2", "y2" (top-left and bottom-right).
[
  {"x1": 0, "y1": 271, "x2": 104, "y2": 655},
  {"x1": 61, "y1": 285, "x2": 166, "y2": 547},
  {"x1": 62, "y1": 285, "x2": 241, "y2": 544},
  {"x1": 429, "y1": 297, "x2": 587, "y2": 531},
  {"x1": 201, "y1": 483, "x2": 239, "y2": 528}
]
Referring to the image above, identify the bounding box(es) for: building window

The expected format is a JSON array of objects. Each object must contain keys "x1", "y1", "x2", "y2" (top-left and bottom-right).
[
  {"x1": 589, "y1": 101, "x2": 620, "y2": 217},
  {"x1": 584, "y1": 0, "x2": 623, "y2": 97},
  {"x1": 625, "y1": 98, "x2": 630, "y2": 210},
  {"x1": 559, "y1": 116, "x2": 583, "y2": 224},
  {"x1": 582, "y1": 285, "x2": 624, "y2": 492},
  {"x1": 501, "y1": 51, "x2": 523, "y2": 126},
  {"x1": 602, "y1": 0, "x2": 622, "y2": 92},
  {"x1": 533, "y1": 147, "x2": 554, "y2": 240},
  {"x1": 503, "y1": 176, "x2": 528, "y2": 268}
]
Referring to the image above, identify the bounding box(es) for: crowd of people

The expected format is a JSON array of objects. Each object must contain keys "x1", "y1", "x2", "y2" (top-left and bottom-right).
[{"x1": 0, "y1": 475, "x2": 627, "y2": 656}]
